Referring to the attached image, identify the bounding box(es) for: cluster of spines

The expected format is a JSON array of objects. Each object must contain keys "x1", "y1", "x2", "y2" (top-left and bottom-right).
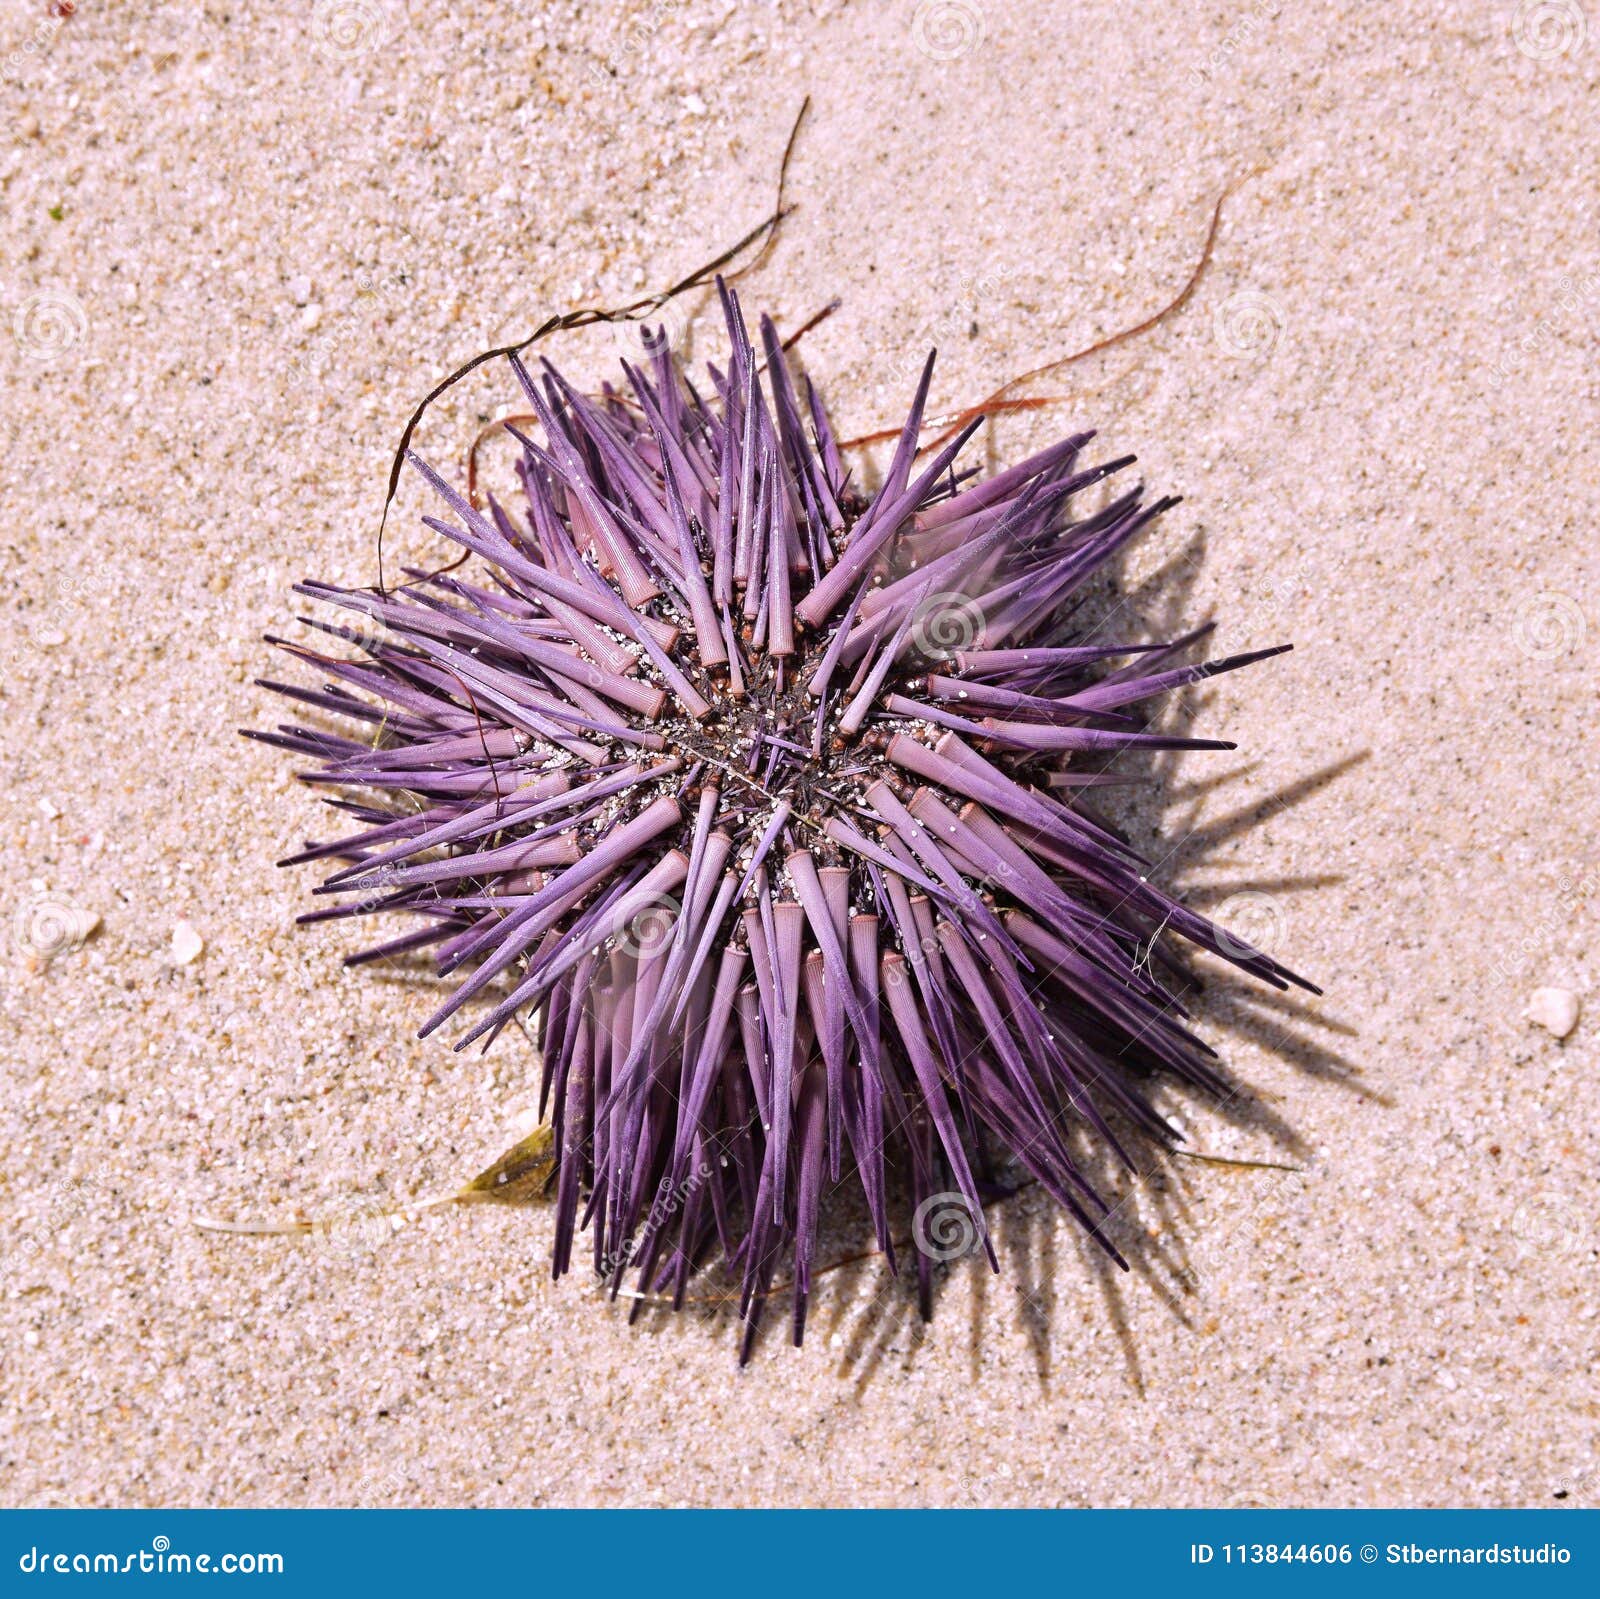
[{"x1": 253, "y1": 280, "x2": 1313, "y2": 1356}]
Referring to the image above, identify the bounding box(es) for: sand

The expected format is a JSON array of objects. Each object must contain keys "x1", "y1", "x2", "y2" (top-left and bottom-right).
[{"x1": 1, "y1": 0, "x2": 1596, "y2": 1508}]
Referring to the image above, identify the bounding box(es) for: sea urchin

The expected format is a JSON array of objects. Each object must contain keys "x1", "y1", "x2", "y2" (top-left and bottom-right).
[{"x1": 253, "y1": 281, "x2": 1314, "y2": 1357}]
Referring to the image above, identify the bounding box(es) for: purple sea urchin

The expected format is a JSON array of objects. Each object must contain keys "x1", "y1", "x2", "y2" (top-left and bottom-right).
[{"x1": 255, "y1": 282, "x2": 1315, "y2": 1356}]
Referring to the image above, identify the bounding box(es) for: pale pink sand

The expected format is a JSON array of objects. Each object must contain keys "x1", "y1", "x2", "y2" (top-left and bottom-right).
[{"x1": 1, "y1": 0, "x2": 1595, "y2": 1507}]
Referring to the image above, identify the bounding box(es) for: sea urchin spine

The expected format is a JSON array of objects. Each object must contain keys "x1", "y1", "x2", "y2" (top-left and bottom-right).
[{"x1": 254, "y1": 282, "x2": 1314, "y2": 1357}]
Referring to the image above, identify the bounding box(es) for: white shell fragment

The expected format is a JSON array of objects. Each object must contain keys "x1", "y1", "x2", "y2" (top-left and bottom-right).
[
  {"x1": 170, "y1": 921, "x2": 205, "y2": 966},
  {"x1": 1526, "y1": 987, "x2": 1579, "y2": 1040}
]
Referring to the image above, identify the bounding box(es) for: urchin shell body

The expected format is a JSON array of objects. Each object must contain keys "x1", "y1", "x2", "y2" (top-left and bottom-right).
[{"x1": 256, "y1": 283, "x2": 1312, "y2": 1356}]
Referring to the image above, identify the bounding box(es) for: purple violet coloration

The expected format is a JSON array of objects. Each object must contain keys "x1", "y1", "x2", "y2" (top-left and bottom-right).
[{"x1": 252, "y1": 282, "x2": 1315, "y2": 1357}]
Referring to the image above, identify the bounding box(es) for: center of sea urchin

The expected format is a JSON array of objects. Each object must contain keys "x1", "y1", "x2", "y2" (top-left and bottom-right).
[
  {"x1": 257, "y1": 280, "x2": 1314, "y2": 1358},
  {"x1": 672, "y1": 644, "x2": 882, "y2": 847}
]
